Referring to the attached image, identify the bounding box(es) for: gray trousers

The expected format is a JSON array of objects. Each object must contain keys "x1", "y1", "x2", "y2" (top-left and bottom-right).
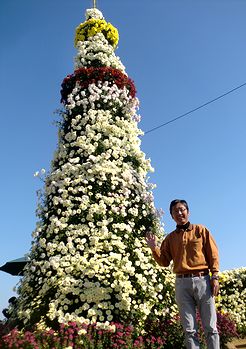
[{"x1": 175, "y1": 275, "x2": 220, "y2": 349}]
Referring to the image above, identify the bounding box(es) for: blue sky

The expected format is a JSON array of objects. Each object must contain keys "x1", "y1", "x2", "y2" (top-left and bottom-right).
[{"x1": 0, "y1": 0, "x2": 246, "y2": 317}]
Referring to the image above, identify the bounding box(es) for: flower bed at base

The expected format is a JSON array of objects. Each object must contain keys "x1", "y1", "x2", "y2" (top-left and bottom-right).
[
  {"x1": 0, "y1": 312, "x2": 239, "y2": 349},
  {"x1": 0, "y1": 322, "x2": 164, "y2": 349}
]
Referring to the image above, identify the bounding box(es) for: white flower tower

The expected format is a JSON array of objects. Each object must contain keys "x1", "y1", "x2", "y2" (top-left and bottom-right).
[{"x1": 12, "y1": 6, "x2": 176, "y2": 330}]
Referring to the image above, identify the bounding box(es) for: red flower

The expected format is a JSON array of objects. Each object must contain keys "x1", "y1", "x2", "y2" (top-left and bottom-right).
[{"x1": 61, "y1": 67, "x2": 136, "y2": 103}]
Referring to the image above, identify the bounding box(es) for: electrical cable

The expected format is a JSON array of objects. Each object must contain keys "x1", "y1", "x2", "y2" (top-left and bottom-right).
[{"x1": 144, "y1": 81, "x2": 246, "y2": 135}]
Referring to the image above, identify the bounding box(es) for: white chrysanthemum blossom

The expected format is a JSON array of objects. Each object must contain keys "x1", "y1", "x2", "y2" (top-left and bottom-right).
[
  {"x1": 65, "y1": 82, "x2": 138, "y2": 118},
  {"x1": 75, "y1": 33, "x2": 126, "y2": 72},
  {"x1": 216, "y1": 267, "x2": 246, "y2": 331},
  {"x1": 12, "y1": 7, "x2": 177, "y2": 331},
  {"x1": 85, "y1": 8, "x2": 104, "y2": 20}
]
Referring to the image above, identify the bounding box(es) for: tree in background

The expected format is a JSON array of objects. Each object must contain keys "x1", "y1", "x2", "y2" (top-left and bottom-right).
[{"x1": 10, "y1": 7, "x2": 176, "y2": 330}]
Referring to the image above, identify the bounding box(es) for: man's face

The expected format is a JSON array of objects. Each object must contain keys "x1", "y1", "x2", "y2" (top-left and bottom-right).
[{"x1": 171, "y1": 203, "x2": 189, "y2": 225}]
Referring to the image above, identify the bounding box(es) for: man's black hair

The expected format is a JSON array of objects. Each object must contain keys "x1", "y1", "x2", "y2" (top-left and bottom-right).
[{"x1": 169, "y1": 199, "x2": 189, "y2": 215}]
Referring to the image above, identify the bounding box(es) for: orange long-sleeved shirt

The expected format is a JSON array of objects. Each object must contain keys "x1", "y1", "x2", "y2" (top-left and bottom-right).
[{"x1": 152, "y1": 223, "x2": 219, "y2": 274}]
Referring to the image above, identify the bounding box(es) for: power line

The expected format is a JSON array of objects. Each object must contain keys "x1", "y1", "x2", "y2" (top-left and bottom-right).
[{"x1": 144, "y1": 81, "x2": 246, "y2": 135}]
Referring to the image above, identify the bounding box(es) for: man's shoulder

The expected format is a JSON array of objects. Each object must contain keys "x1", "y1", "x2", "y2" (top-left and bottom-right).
[
  {"x1": 162, "y1": 231, "x2": 175, "y2": 243},
  {"x1": 168, "y1": 223, "x2": 206, "y2": 232},
  {"x1": 167, "y1": 224, "x2": 209, "y2": 237},
  {"x1": 191, "y1": 224, "x2": 211, "y2": 237},
  {"x1": 192, "y1": 223, "x2": 209, "y2": 231},
  {"x1": 167, "y1": 229, "x2": 177, "y2": 237},
  {"x1": 169, "y1": 223, "x2": 209, "y2": 234},
  {"x1": 192, "y1": 223, "x2": 206, "y2": 230}
]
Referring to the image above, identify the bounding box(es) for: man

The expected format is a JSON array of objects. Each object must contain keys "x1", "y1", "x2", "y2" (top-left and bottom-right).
[{"x1": 145, "y1": 199, "x2": 220, "y2": 349}]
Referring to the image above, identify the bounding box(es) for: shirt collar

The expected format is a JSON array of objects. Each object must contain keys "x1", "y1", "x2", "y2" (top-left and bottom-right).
[{"x1": 176, "y1": 222, "x2": 193, "y2": 232}]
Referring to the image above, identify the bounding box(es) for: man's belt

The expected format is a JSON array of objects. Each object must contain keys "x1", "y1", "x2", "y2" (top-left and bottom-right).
[{"x1": 176, "y1": 270, "x2": 209, "y2": 278}]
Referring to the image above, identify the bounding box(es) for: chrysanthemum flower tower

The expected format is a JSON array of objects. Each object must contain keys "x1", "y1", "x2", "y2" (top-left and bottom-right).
[{"x1": 12, "y1": 6, "x2": 176, "y2": 330}]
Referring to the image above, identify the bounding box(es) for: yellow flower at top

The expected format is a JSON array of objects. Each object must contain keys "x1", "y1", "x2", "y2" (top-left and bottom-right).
[{"x1": 75, "y1": 18, "x2": 119, "y2": 48}]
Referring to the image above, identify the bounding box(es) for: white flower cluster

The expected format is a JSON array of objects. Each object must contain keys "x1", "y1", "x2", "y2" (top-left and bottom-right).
[
  {"x1": 217, "y1": 267, "x2": 246, "y2": 331},
  {"x1": 75, "y1": 33, "x2": 125, "y2": 72},
  {"x1": 17, "y1": 239, "x2": 175, "y2": 326},
  {"x1": 15, "y1": 120, "x2": 169, "y2": 326},
  {"x1": 13, "y1": 8, "x2": 173, "y2": 331},
  {"x1": 66, "y1": 81, "x2": 138, "y2": 120},
  {"x1": 51, "y1": 107, "x2": 145, "y2": 171},
  {"x1": 85, "y1": 8, "x2": 104, "y2": 20}
]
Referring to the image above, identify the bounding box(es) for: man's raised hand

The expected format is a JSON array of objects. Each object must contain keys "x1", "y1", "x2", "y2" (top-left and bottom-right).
[{"x1": 145, "y1": 231, "x2": 158, "y2": 250}]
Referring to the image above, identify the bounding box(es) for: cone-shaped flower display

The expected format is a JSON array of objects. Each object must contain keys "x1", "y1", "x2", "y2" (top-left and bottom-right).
[{"x1": 12, "y1": 8, "x2": 176, "y2": 330}]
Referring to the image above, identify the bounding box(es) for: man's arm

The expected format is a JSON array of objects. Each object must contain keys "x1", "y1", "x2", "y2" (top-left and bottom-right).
[
  {"x1": 203, "y1": 227, "x2": 220, "y2": 296},
  {"x1": 210, "y1": 275, "x2": 220, "y2": 297},
  {"x1": 145, "y1": 232, "x2": 171, "y2": 267}
]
